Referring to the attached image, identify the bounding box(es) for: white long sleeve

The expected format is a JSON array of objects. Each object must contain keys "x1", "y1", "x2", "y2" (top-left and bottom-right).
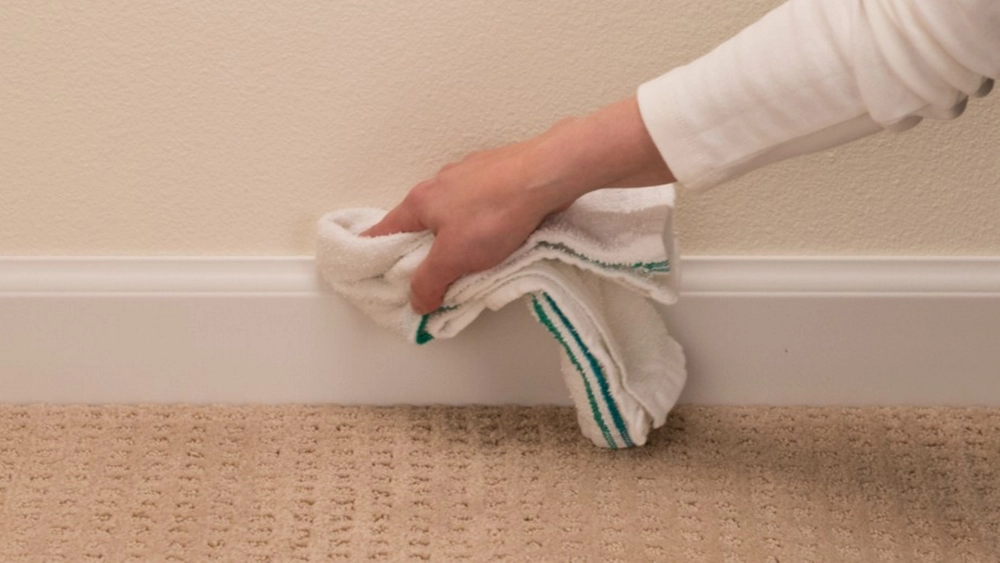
[{"x1": 637, "y1": 0, "x2": 1000, "y2": 192}]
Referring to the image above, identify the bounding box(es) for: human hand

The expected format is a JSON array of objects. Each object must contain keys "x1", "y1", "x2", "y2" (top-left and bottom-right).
[
  {"x1": 362, "y1": 96, "x2": 674, "y2": 315},
  {"x1": 361, "y1": 136, "x2": 575, "y2": 315}
]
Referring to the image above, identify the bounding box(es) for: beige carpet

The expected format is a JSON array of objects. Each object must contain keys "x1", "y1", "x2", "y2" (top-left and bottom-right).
[{"x1": 0, "y1": 405, "x2": 998, "y2": 562}]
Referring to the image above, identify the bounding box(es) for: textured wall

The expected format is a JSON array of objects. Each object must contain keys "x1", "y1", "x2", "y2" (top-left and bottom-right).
[{"x1": 1, "y1": 1, "x2": 997, "y2": 256}]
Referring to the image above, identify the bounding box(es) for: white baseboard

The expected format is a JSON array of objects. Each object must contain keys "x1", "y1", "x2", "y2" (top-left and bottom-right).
[{"x1": 2, "y1": 256, "x2": 999, "y2": 405}]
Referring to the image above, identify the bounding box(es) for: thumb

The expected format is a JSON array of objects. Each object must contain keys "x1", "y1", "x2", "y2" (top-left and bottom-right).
[{"x1": 409, "y1": 236, "x2": 465, "y2": 315}]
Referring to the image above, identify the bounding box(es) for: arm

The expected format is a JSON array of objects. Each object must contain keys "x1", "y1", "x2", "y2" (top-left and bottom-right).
[
  {"x1": 363, "y1": 96, "x2": 673, "y2": 314},
  {"x1": 366, "y1": 0, "x2": 999, "y2": 314},
  {"x1": 639, "y1": 0, "x2": 999, "y2": 191}
]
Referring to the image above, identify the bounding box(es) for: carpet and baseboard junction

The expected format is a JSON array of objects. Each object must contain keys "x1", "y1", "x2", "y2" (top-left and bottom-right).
[{"x1": 0, "y1": 404, "x2": 997, "y2": 562}]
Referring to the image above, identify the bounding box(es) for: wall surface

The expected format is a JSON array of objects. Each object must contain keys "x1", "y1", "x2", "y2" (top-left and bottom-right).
[{"x1": 2, "y1": 0, "x2": 998, "y2": 256}]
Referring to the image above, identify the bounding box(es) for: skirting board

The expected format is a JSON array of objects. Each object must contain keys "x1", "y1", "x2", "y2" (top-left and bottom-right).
[{"x1": 1, "y1": 256, "x2": 999, "y2": 405}]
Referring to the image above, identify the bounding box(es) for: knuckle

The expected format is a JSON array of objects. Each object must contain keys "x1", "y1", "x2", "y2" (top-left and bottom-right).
[{"x1": 405, "y1": 180, "x2": 434, "y2": 208}]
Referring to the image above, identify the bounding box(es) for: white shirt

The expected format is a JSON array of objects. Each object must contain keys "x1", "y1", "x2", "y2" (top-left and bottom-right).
[{"x1": 637, "y1": 0, "x2": 1000, "y2": 192}]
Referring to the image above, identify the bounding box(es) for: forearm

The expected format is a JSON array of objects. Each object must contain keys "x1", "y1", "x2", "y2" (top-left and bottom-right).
[{"x1": 525, "y1": 96, "x2": 676, "y2": 213}]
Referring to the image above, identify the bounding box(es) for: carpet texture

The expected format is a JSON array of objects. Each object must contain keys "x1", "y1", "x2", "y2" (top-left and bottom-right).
[{"x1": 0, "y1": 405, "x2": 997, "y2": 562}]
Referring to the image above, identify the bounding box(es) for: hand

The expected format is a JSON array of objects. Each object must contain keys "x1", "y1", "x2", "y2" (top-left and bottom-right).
[
  {"x1": 362, "y1": 96, "x2": 674, "y2": 315},
  {"x1": 362, "y1": 137, "x2": 572, "y2": 314}
]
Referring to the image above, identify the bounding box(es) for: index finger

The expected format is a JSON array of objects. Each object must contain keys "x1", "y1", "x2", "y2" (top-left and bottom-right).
[{"x1": 361, "y1": 205, "x2": 424, "y2": 238}]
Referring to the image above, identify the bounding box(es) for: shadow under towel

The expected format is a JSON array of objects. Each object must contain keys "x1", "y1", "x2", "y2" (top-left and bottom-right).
[{"x1": 315, "y1": 186, "x2": 686, "y2": 448}]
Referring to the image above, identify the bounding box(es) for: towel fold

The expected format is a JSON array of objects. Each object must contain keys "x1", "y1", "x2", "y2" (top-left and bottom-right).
[{"x1": 316, "y1": 186, "x2": 686, "y2": 448}]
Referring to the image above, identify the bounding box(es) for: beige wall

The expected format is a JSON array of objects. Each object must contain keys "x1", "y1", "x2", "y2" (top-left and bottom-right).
[{"x1": 2, "y1": 1, "x2": 997, "y2": 256}]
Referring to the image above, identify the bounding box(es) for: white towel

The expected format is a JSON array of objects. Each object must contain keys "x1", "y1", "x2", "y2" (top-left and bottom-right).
[{"x1": 316, "y1": 186, "x2": 686, "y2": 448}]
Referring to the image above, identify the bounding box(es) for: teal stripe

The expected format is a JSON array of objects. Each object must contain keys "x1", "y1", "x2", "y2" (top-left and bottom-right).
[
  {"x1": 415, "y1": 305, "x2": 458, "y2": 345},
  {"x1": 416, "y1": 314, "x2": 434, "y2": 344},
  {"x1": 530, "y1": 294, "x2": 617, "y2": 449},
  {"x1": 542, "y1": 293, "x2": 634, "y2": 448},
  {"x1": 536, "y1": 241, "x2": 670, "y2": 273}
]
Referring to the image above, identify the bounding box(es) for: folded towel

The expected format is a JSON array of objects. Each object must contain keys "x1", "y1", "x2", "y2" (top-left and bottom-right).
[{"x1": 316, "y1": 186, "x2": 686, "y2": 448}]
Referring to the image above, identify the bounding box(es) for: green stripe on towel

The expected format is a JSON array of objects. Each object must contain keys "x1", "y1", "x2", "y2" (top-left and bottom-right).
[
  {"x1": 541, "y1": 293, "x2": 635, "y2": 448},
  {"x1": 416, "y1": 314, "x2": 435, "y2": 344},
  {"x1": 536, "y1": 241, "x2": 670, "y2": 273},
  {"x1": 415, "y1": 305, "x2": 458, "y2": 345},
  {"x1": 530, "y1": 294, "x2": 618, "y2": 449}
]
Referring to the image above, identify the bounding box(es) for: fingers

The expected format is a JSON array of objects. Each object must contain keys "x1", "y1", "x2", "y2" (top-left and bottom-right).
[
  {"x1": 357, "y1": 180, "x2": 460, "y2": 314},
  {"x1": 362, "y1": 180, "x2": 439, "y2": 238},
  {"x1": 361, "y1": 203, "x2": 424, "y2": 238},
  {"x1": 409, "y1": 234, "x2": 466, "y2": 315},
  {"x1": 364, "y1": 204, "x2": 453, "y2": 315}
]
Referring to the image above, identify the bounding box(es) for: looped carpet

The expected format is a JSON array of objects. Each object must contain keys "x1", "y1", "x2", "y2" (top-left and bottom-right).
[{"x1": 0, "y1": 405, "x2": 997, "y2": 562}]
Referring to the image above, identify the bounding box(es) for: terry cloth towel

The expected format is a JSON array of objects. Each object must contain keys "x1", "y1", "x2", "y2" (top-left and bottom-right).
[{"x1": 316, "y1": 186, "x2": 686, "y2": 449}]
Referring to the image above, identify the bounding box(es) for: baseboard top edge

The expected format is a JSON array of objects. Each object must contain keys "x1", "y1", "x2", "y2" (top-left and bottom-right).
[
  {"x1": 0, "y1": 256, "x2": 321, "y2": 293},
  {"x1": 2, "y1": 255, "x2": 1000, "y2": 295},
  {"x1": 680, "y1": 256, "x2": 1000, "y2": 294}
]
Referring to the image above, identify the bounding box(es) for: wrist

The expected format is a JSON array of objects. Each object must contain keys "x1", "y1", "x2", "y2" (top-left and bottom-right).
[
  {"x1": 522, "y1": 96, "x2": 675, "y2": 213},
  {"x1": 520, "y1": 116, "x2": 607, "y2": 215}
]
